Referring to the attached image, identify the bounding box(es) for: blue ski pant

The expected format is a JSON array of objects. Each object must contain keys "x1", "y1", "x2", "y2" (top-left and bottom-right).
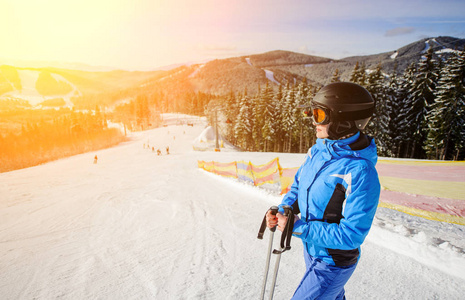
[{"x1": 291, "y1": 250, "x2": 357, "y2": 300}]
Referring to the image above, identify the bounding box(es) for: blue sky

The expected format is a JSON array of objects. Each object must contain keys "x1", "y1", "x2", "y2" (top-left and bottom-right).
[{"x1": 1, "y1": 0, "x2": 465, "y2": 70}]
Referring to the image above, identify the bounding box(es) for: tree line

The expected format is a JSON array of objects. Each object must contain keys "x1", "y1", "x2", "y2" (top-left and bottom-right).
[
  {"x1": 109, "y1": 90, "x2": 218, "y2": 131},
  {"x1": 2, "y1": 46, "x2": 463, "y2": 173},
  {"x1": 0, "y1": 107, "x2": 125, "y2": 172},
  {"x1": 213, "y1": 47, "x2": 465, "y2": 160}
]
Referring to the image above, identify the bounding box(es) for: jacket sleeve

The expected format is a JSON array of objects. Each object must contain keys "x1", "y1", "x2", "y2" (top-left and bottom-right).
[{"x1": 292, "y1": 164, "x2": 380, "y2": 250}]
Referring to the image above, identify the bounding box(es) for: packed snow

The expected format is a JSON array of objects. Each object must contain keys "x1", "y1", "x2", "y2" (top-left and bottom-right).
[
  {"x1": 422, "y1": 40, "x2": 433, "y2": 53},
  {"x1": 188, "y1": 65, "x2": 205, "y2": 78},
  {"x1": 2, "y1": 70, "x2": 80, "y2": 108},
  {"x1": 420, "y1": 38, "x2": 459, "y2": 57},
  {"x1": 49, "y1": 73, "x2": 82, "y2": 107},
  {"x1": 264, "y1": 70, "x2": 280, "y2": 85},
  {"x1": 1, "y1": 114, "x2": 464, "y2": 299},
  {"x1": 3, "y1": 69, "x2": 43, "y2": 105},
  {"x1": 436, "y1": 48, "x2": 460, "y2": 55}
]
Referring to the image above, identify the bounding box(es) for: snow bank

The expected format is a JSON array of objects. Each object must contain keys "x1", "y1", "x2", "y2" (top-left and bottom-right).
[{"x1": 369, "y1": 210, "x2": 465, "y2": 280}]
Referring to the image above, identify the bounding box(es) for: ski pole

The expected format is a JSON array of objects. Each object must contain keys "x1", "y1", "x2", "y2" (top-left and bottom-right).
[
  {"x1": 257, "y1": 206, "x2": 279, "y2": 300},
  {"x1": 268, "y1": 205, "x2": 293, "y2": 300}
]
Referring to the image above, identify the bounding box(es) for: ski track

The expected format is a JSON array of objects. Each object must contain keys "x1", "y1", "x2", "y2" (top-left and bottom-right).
[{"x1": 1, "y1": 114, "x2": 464, "y2": 299}]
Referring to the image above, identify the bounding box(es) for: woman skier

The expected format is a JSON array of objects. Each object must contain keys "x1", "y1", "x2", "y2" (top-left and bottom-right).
[{"x1": 266, "y1": 82, "x2": 381, "y2": 299}]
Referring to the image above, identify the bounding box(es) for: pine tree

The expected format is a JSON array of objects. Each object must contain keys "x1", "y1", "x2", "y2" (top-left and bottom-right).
[
  {"x1": 407, "y1": 47, "x2": 439, "y2": 158},
  {"x1": 396, "y1": 62, "x2": 417, "y2": 157},
  {"x1": 425, "y1": 49, "x2": 465, "y2": 160},
  {"x1": 261, "y1": 83, "x2": 276, "y2": 151},
  {"x1": 135, "y1": 94, "x2": 150, "y2": 129},
  {"x1": 349, "y1": 62, "x2": 361, "y2": 83},
  {"x1": 385, "y1": 64, "x2": 402, "y2": 157},
  {"x1": 252, "y1": 85, "x2": 266, "y2": 151},
  {"x1": 301, "y1": 79, "x2": 316, "y2": 150},
  {"x1": 293, "y1": 80, "x2": 309, "y2": 152},
  {"x1": 223, "y1": 90, "x2": 239, "y2": 144},
  {"x1": 234, "y1": 90, "x2": 254, "y2": 150},
  {"x1": 365, "y1": 63, "x2": 388, "y2": 154},
  {"x1": 350, "y1": 62, "x2": 367, "y2": 86},
  {"x1": 280, "y1": 84, "x2": 296, "y2": 152},
  {"x1": 272, "y1": 85, "x2": 285, "y2": 152},
  {"x1": 331, "y1": 69, "x2": 341, "y2": 83}
]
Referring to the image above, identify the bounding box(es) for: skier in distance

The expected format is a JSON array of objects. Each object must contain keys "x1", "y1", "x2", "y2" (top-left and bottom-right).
[{"x1": 266, "y1": 82, "x2": 381, "y2": 299}]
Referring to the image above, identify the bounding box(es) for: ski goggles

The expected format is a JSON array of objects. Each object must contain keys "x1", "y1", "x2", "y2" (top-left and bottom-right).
[{"x1": 302, "y1": 105, "x2": 331, "y2": 125}]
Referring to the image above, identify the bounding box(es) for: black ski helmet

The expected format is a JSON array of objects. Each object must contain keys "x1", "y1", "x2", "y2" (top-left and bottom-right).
[{"x1": 311, "y1": 82, "x2": 375, "y2": 139}]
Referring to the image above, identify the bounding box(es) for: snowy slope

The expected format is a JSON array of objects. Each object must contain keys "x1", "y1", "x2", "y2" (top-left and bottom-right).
[
  {"x1": 2, "y1": 69, "x2": 80, "y2": 107},
  {"x1": 264, "y1": 69, "x2": 280, "y2": 85},
  {"x1": 1, "y1": 114, "x2": 464, "y2": 299}
]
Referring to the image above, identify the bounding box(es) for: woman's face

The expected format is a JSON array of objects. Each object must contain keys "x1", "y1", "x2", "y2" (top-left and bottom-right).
[{"x1": 314, "y1": 123, "x2": 330, "y2": 139}]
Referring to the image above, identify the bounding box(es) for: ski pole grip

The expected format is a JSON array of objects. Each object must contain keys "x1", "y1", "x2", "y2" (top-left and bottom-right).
[
  {"x1": 257, "y1": 206, "x2": 279, "y2": 239},
  {"x1": 282, "y1": 205, "x2": 292, "y2": 217},
  {"x1": 269, "y1": 206, "x2": 279, "y2": 232}
]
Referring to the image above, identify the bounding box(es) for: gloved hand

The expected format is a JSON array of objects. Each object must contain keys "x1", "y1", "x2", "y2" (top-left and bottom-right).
[
  {"x1": 268, "y1": 211, "x2": 300, "y2": 232},
  {"x1": 265, "y1": 209, "x2": 278, "y2": 229}
]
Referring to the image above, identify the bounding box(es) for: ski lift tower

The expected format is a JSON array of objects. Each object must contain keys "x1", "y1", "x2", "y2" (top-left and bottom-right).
[
  {"x1": 207, "y1": 103, "x2": 222, "y2": 152},
  {"x1": 214, "y1": 109, "x2": 220, "y2": 152}
]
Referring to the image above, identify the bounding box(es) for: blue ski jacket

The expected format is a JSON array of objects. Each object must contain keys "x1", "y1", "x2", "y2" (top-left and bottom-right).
[{"x1": 280, "y1": 132, "x2": 380, "y2": 266}]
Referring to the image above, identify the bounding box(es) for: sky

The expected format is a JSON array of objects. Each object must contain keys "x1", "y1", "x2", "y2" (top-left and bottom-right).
[{"x1": 1, "y1": 0, "x2": 465, "y2": 71}]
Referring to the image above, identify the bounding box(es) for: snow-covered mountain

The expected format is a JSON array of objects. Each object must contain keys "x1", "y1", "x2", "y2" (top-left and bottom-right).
[
  {"x1": 1, "y1": 36, "x2": 464, "y2": 107},
  {"x1": 154, "y1": 36, "x2": 465, "y2": 94},
  {"x1": 0, "y1": 66, "x2": 163, "y2": 108},
  {"x1": 1, "y1": 114, "x2": 464, "y2": 299},
  {"x1": 1, "y1": 68, "x2": 81, "y2": 107},
  {"x1": 337, "y1": 36, "x2": 465, "y2": 81}
]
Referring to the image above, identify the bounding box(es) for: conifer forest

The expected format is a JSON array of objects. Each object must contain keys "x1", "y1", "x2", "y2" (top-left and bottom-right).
[
  {"x1": 213, "y1": 48, "x2": 465, "y2": 161},
  {"x1": 1, "y1": 47, "x2": 464, "y2": 173}
]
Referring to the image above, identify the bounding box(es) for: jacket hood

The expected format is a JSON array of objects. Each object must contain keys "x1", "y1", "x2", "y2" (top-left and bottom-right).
[{"x1": 315, "y1": 132, "x2": 378, "y2": 166}]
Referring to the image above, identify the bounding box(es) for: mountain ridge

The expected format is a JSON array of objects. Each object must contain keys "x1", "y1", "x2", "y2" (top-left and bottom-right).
[
  {"x1": 135, "y1": 35, "x2": 465, "y2": 95},
  {"x1": 1, "y1": 36, "x2": 464, "y2": 108}
]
